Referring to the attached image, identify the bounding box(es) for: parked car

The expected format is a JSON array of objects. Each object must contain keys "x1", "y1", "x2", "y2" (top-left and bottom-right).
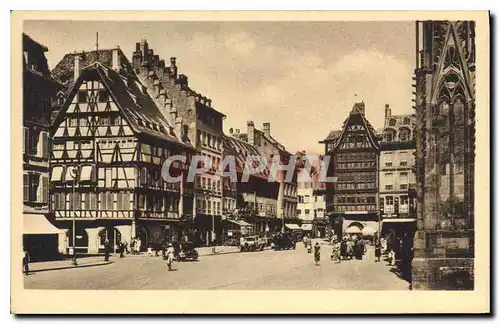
[
  {"x1": 173, "y1": 241, "x2": 199, "y2": 261},
  {"x1": 273, "y1": 232, "x2": 296, "y2": 251},
  {"x1": 240, "y1": 235, "x2": 266, "y2": 252}
]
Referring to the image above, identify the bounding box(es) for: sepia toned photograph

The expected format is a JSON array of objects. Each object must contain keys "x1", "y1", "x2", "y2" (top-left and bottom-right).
[{"x1": 11, "y1": 11, "x2": 490, "y2": 314}]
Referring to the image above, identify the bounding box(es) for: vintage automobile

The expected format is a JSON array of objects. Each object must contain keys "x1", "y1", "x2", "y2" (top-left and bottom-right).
[
  {"x1": 240, "y1": 235, "x2": 266, "y2": 252},
  {"x1": 272, "y1": 232, "x2": 297, "y2": 251},
  {"x1": 173, "y1": 242, "x2": 199, "y2": 261}
]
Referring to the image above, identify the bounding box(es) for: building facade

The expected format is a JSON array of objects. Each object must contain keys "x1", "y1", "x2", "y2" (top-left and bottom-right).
[
  {"x1": 131, "y1": 40, "x2": 226, "y2": 246},
  {"x1": 379, "y1": 105, "x2": 418, "y2": 238},
  {"x1": 297, "y1": 154, "x2": 327, "y2": 237},
  {"x1": 412, "y1": 21, "x2": 475, "y2": 290},
  {"x1": 224, "y1": 134, "x2": 279, "y2": 235},
  {"x1": 50, "y1": 48, "x2": 194, "y2": 254},
  {"x1": 323, "y1": 102, "x2": 380, "y2": 238},
  {"x1": 23, "y1": 33, "x2": 64, "y2": 260},
  {"x1": 232, "y1": 122, "x2": 298, "y2": 230}
]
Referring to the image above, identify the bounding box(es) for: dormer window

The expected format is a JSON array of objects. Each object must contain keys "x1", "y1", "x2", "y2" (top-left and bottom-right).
[
  {"x1": 399, "y1": 128, "x2": 410, "y2": 142},
  {"x1": 384, "y1": 129, "x2": 395, "y2": 142},
  {"x1": 403, "y1": 117, "x2": 410, "y2": 125},
  {"x1": 389, "y1": 118, "x2": 396, "y2": 126}
]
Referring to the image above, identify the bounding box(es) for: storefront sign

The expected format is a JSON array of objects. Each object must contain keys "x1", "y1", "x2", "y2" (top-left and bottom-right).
[
  {"x1": 228, "y1": 231, "x2": 233, "y2": 237},
  {"x1": 76, "y1": 235, "x2": 83, "y2": 239}
]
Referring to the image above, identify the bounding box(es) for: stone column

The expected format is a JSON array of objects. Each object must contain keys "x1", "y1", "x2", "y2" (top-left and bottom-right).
[{"x1": 85, "y1": 227, "x2": 104, "y2": 254}]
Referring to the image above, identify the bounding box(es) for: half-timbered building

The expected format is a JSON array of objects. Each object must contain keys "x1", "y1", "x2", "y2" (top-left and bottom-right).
[
  {"x1": 323, "y1": 102, "x2": 381, "y2": 237},
  {"x1": 50, "y1": 48, "x2": 195, "y2": 254}
]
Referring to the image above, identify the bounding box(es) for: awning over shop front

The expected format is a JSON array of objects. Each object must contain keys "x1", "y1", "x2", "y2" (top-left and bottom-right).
[
  {"x1": 301, "y1": 224, "x2": 313, "y2": 231},
  {"x1": 23, "y1": 214, "x2": 60, "y2": 235},
  {"x1": 285, "y1": 223, "x2": 302, "y2": 230},
  {"x1": 382, "y1": 219, "x2": 417, "y2": 223},
  {"x1": 237, "y1": 220, "x2": 252, "y2": 227},
  {"x1": 225, "y1": 219, "x2": 241, "y2": 226}
]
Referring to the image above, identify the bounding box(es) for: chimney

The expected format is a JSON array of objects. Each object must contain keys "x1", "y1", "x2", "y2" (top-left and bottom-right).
[
  {"x1": 235, "y1": 129, "x2": 240, "y2": 134},
  {"x1": 247, "y1": 121, "x2": 255, "y2": 145},
  {"x1": 74, "y1": 55, "x2": 81, "y2": 80},
  {"x1": 229, "y1": 128, "x2": 234, "y2": 134},
  {"x1": 170, "y1": 57, "x2": 177, "y2": 77},
  {"x1": 385, "y1": 104, "x2": 392, "y2": 118},
  {"x1": 112, "y1": 47, "x2": 121, "y2": 71},
  {"x1": 263, "y1": 122, "x2": 271, "y2": 138},
  {"x1": 140, "y1": 39, "x2": 149, "y2": 59}
]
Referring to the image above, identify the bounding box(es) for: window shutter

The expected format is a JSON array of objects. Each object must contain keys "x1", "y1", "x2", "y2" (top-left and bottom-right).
[
  {"x1": 23, "y1": 127, "x2": 28, "y2": 154},
  {"x1": 42, "y1": 132, "x2": 49, "y2": 158},
  {"x1": 23, "y1": 174, "x2": 29, "y2": 202},
  {"x1": 42, "y1": 176, "x2": 49, "y2": 203}
]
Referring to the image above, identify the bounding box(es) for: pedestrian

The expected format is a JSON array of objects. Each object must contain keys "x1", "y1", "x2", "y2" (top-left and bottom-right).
[
  {"x1": 137, "y1": 238, "x2": 142, "y2": 254},
  {"x1": 340, "y1": 239, "x2": 347, "y2": 260},
  {"x1": 119, "y1": 242, "x2": 125, "y2": 258},
  {"x1": 124, "y1": 241, "x2": 129, "y2": 254},
  {"x1": 331, "y1": 240, "x2": 341, "y2": 263},
  {"x1": 104, "y1": 239, "x2": 110, "y2": 261},
  {"x1": 165, "y1": 243, "x2": 175, "y2": 271},
  {"x1": 313, "y1": 242, "x2": 321, "y2": 266},
  {"x1": 22, "y1": 247, "x2": 30, "y2": 275},
  {"x1": 374, "y1": 238, "x2": 382, "y2": 262},
  {"x1": 346, "y1": 238, "x2": 354, "y2": 260}
]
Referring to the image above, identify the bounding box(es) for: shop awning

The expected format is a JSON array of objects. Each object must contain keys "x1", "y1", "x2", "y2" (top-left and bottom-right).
[
  {"x1": 23, "y1": 214, "x2": 60, "y2": 235},
  {"x1": 382, "y1": 219, "x2": 417, "y2": 223},
  {"x1": 285, "y1": 223, "x2": 302, "y2": 230},
  {"x1": 301, "y1": 224, "x2": 313, "y2": 231},
  {"x1": 237, "y1": 220, "x2": 252, "y2": 227},
  {"x1": 225, "y1": 219, "x2": 241, "y2": 226}
]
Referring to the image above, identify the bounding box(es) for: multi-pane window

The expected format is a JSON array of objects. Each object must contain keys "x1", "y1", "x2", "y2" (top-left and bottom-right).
[
  {"x1": 117, "y1": 192, "x2": 129, "y2": 210},
  {"x1": 54, "y1": 193, "x2": 66, "y2": 210},
  {"x1": 23, "y1": 174, "x2": 29, "y2": 202},
  {"x1": 386, "y1": 196, "x2": 394, "y2": 205},
  {"x1": 68, "y1": 192, "x2": 81, "y2": 210}
]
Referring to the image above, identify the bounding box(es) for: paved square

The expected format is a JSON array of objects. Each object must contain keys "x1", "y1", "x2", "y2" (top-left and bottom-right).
[{"x1": 25, "y1": 242, "x2": 409, "y2": 290}]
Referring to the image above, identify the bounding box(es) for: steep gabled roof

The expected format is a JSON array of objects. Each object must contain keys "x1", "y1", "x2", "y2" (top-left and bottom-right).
[
  {"x1": 52, "y1": 62, "x2": 193, "y2": 149},
  {"x1": 224, "y1": 135, "x2": 270, "y2": 180},
  {"x1": 333, "y1": 102, "x2": 380, "y2": 151}
]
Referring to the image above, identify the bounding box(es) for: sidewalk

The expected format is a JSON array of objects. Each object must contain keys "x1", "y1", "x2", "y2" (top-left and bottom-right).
[
  {"x1": 27, "y1": 256, "x2": 112, "y2": 273},
  {"x1": 196, "y1": 245, "x2": 241, "y2": 256}
]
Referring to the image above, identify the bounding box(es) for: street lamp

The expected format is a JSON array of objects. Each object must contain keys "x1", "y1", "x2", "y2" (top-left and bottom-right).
[{"x1": 69, "y1": 166, "x2": 78, "y2": 266}]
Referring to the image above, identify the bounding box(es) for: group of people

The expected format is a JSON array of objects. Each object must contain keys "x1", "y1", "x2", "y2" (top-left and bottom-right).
[
  {"x1": 330, "y1": 234, "x2": 368, "y2": 263},
  {"x1": 302, "y1": 235, "x2": 322, "y2": 266}
]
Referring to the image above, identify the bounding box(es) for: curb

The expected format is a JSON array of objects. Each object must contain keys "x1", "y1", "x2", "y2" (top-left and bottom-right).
[{"x1": 28, "y1": 261, "x2": 113, "y2": 274}]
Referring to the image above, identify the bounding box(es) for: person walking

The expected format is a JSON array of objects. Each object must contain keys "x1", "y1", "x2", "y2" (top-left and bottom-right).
[
  {"x1": 340, "y1": 239, "x2": 347, "y2": 260},
  {"x1": 314, "y1": 242, "x2": 321, "y2": 266},
  {"x1": 331, "y1": 240, "x2": 341, "y2": 263},
  {"x1": 346, "y1": 238, "x2": 354, "y2": 260},
  {"x1": 165, "y1": 243, "x2": 175, "y2": 271},
  {"x1": 104, "y1": 239, "x2": 110, "y2": 262},
  {"x1": 374, "y1": 238, "x2": 382, "y2": 262},
  {"x1": 119, "y1": 242, "x2": 125, "y2": 258},
  {"x1": 23, "y1": 247, "x2": 30, "y2": 275}
]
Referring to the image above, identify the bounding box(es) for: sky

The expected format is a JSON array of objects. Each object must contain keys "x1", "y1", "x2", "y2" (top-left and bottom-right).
[{"x1": 24, "y1": 21, "x2": 416, "y2": 154}]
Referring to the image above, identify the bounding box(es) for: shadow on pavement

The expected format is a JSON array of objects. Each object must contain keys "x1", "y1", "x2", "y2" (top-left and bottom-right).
[{"x1": 29, "y1": 261, "x2": 113, "y2": 274}]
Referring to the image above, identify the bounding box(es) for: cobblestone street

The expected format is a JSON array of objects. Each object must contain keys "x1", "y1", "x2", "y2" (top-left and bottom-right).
[{"x1": 24, "y1": 241, "x2": 409, "y2": 290}]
